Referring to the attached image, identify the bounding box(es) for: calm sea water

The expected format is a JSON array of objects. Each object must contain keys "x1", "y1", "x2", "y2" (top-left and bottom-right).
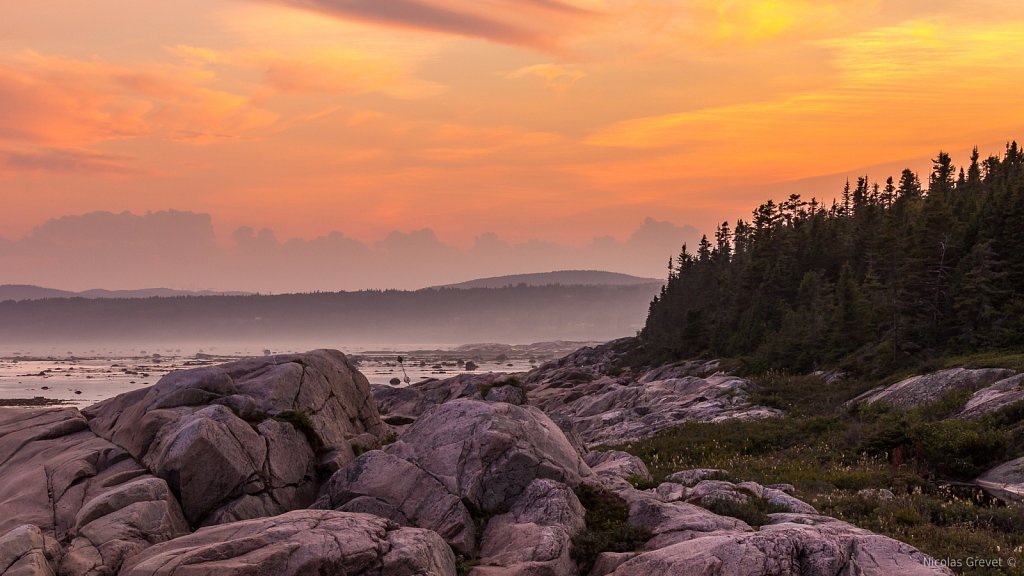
[{"x1": 0, "y1": 343, "x2": 546, "y2": 407}]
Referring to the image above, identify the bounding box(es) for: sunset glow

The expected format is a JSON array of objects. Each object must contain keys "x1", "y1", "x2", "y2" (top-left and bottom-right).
[{"x1": 2, "y1": 0, "x2": 1023, "y2": 257}]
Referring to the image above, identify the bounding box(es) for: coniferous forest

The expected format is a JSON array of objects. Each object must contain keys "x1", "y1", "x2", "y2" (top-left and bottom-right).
[{"x1": 640, "y1": 142, "x2": 1024, "y2": 375}]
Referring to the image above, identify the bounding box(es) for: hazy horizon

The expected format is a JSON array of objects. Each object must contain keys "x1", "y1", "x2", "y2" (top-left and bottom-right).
[{"x1": 0, "y1": 211, "x2": 694, "y2": 292}]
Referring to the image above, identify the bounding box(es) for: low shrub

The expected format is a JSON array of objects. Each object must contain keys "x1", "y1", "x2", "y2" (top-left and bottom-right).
[
  {"x1": 702, "y1": 496, "x2": 791, "y2": 527},
  {"x1": 571, "y1": 485, "x2": 651, "y2": 574}
]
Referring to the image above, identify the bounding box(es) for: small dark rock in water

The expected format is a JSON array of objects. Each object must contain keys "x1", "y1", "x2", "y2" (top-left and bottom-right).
[
  {"x1": 41, "y1": 386, "x2": 49, "y2": 390},
  {"x1": 74, "y1": 390, "x2": 82, "y2": 395},
  {"x1": 389, "y1": 378, "x2": 402, "y2": 386}
]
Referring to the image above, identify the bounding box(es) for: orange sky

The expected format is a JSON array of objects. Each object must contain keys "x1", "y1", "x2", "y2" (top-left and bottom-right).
[{"x1": 2, "y1": 0, "x2": 1024, "y2": 248}]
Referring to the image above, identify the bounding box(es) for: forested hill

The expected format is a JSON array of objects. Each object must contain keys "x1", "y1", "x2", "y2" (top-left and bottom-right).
[
  {"x1": 640, "y1": 141, "x2": 1024, "y2": 375},
  {"x1": 0, "y1": 283, "x2": 659, "y2": 346}
]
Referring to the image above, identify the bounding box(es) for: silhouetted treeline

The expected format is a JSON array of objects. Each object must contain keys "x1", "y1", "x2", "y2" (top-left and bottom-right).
[
  {"x1": 640, "y1": 142, "x2": 1024, "y2": 374},
  {"x1": 0, "y1": 284, "x2": 661, "y2": 346}
]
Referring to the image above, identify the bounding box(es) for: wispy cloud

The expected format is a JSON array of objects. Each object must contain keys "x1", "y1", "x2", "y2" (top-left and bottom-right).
[
  {"x1": 0, "y1": 51, "x2": 276, "y2": 148},
  {"x1": 1, "y1": 148, "x2": 141, "y2": 175},
  {"x1": 265, "y1": 0, "x2": 600, "y2": 50},
  {"x1": 507, "y1": 64, "x2": 586, "y2": 92}
]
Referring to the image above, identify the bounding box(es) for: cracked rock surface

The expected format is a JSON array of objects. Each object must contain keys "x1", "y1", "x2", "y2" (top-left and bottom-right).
[
  {"x1": 2, "y1": 351, "x2": 452, "y2": 576},
  {"x1": 83, "y1": 350, "x2": 384, "y2": 526},
  {"x1": 851, "y1": 367, "x2": 1016, "y2": 412},
  {"x1": 375, "y1": 340, "x2": 782, "y2": 446},
  {"x1": 0, "y1": 349, "x2": 976, "y2": 576},
  {"x1": 525, "y1": 345, "x2": 781, "y2": 444},
  {"x1": 605, "y1": 513, "x2": 954, "y2": 576},
  {"x1": 0, "y1": 408, "x2": 188, "y2": 576},
  {"x1": 318, "y1": 398, "x2": 592, "y2": 572},
  {"x1": 119, "y1": 510, "x2": 455, "y2": 576}
]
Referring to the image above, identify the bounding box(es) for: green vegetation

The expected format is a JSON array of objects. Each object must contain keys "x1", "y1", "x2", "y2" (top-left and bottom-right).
[
  {"x1": 611, "y1": 377, "x2": 1024, "y2": 575},
  {"x1": 275, "y1": 409, "x2": 321, "y2": 451},
  {"x1": 571, "y1": 484, "x2": 652, "y2": 574},
  {"x1": 479, "y1": 376, "x2": 526, "y2": 399},
  {"x1": 383, "y1": 416, "x2": 415, "y2": 426},
  {"x1": 455, "y1": 556, "x2": 479, "y2": 576},
  {"x1": 703, "y1": 495, "x2": 791, "y2": 527},
  {"x1": 619, "y1": 140, "x2": 1024, "y2": 573},
  {"x1": 639, "y1": 142, "x2": 1024, "y2": 377}
]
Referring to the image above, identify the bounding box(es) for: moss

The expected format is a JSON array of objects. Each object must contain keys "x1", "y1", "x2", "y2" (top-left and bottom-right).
[
  {"x1": 383, "y1": 416, "x2": 415, "y2": 426},
  {"x1": 275, "y1": 410, "x2": 321, "y2": 452},
  {"x1": 455, "y1": 556, "x2": 479, "y2": 576},
  {"x1": 571, "y1": 485, "x2": 651, "y2": 575},
  {"x1": 702, "y1": 496, "x2": 791, "y2": 527}
]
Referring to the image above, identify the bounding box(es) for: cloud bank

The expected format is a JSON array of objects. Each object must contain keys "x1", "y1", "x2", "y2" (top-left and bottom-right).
[{"x1": 0, "y1": 211, "x2": 698, "y2": 293}]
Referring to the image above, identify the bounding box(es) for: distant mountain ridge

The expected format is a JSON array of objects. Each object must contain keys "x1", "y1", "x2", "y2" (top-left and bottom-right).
[
  {"x1": 0, "y1": 283, "x2": 661, "y2": 345},
  {"x1": 0, "y1": 284, "x2": 251, "y2": 301},
  {"x1": 435, "y1": 270, "x2": 663, "y2": 289}
]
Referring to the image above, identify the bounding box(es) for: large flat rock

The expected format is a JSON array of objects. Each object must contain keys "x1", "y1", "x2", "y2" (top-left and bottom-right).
[
  {"x1": 976, "y1": 457, "x2": 1024, "y2": 503},
  {"x1": 852, "y1": 368, "x2": 1016, "y2": 412}
]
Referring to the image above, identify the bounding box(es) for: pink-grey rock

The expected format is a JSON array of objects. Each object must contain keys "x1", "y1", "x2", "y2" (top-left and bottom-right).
[
  {"x1": 857, "y1": 488, "x2": 896, "y2": 501},
  {"x1": 625, "y1": 494, "x2": 750, "y2": 550},
  {"x1": 608, "y1": 513, "x2": 953, "y2": 576},
  {"x1": 584, "y1": 451, "x2": 651, "y2": 483},
  {"x1": 118, "y1": 510, "x2": 456, "y2": 576},
  {"x1": 314, "y1": 450, "x2": 476, "y2": 555},
  {"x1": 0, "y1": 408, "x2": 187, "y2": 576},
  {"x1": 377, "y1": 341, "x2": 778, "y2": 447},
  {"x1": 62, "y1": 478, "x2": 189, "y2": 576},
  {"x1": 0, "y1": 525, "x2": 60, "y2": 576},
  {"x1": 766, "y1": 483, "x2": 796, "y2": 495},
  {"x1": 386, "y1": 399, "x2": 591, "y2": 514},
  {"x1": 320, "y1": 399, "x2": 591, "y2": 564},
  {"x1": 476, "y1": 479, "x2": 586, "y2": 576},
  {"x1": 735, "y1": 481, "x2": 817, "y2": 515},
  {"x1": 665, "y1": 469, "x2": 728, "y2": 487},
  {"x1": 525, "y1": 344, "x2": 780, "y2": 445},
  {"x1": 852, "y1": 367, "x2": 1015, "y2": 411},
  {"x1": 652, "y1": 483, "x2": 687, "y2": 503},
  {"x1": 681, "y1": 479, "x2": 817, "y2": 515},
  {"x1": 372, "y1": 373, "x2": 527, "y2": 422},
  {"x1": 587, "y1": 552, "x2": 639, "y2": 576},
  {"x1": 83, "y1": 350, "x2": 384, "y2": 526},
  {"x1": 976, "y1": 457, "x2": 1024, "y2": 503},
  {"x1": 957, "y1": 373, "x2": 1024, "y2": 419}
]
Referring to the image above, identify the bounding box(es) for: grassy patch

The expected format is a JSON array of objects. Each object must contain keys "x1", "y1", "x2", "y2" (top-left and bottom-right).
[
  {"x1": 479, "y1": 376, "x2": 527, "y2": 400},
  {"x1": 383, "y1": 416, "x2": 415, "y2": 426},
  {"x1": 610, "y1": 379, "x2": 1024, "y2": 576},
  {"x1": 941, "y1": 351, "x2": 1024, "y2": 373},
  {"x1": 455, "y1": 556, "x2": 479, "y2": 576},
  {"x1": 275, "y1": 409, "x2": 321, "y2": 451},
  {"x1": 748, "y1": 371, "x2": 876, "y2": 416},
  {"x1": 571, "y1": 484, "x2": 651, "y2": 575},
  {"x1": 703, "y1": 495, "x2": 791, "y2": 527}
]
